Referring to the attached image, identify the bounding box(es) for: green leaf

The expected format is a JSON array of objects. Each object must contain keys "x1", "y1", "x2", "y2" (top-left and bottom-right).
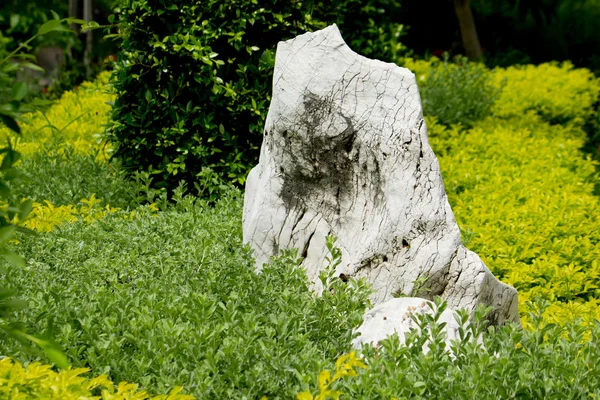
[
  {"x1": 21, "y1": 62, "x2": 45, "y2": 72},
  {"x1": 67, "y1": 18, "x2": 87, "y2": 25},
  {"x1": 11, "y1": 82, "x2": 28, "y2": 101},
  {"x1": 1, "y1": 250, "x2": 25, "y2": 268},
  {"x1": 2, "y1": 149, "x2": 20, "y2": 170},
  {"x1": 37, "y1": 19, "x2": 64, "y2": 35},
  {"x1": 0, "y1": 226, "x2": 17, "y2": 245},
  {"x1": 51, "y1": 10, "x2": 60, "y2": 20},
  {"x1": 10, "y1": 14, "x2": 19, "y2": 29},
  {"x1": 3, "y1": 168, "x2": 21, "y2": 181},
  {"x1": 12, "y1": 331, "x2": 68, "y2": 369},
  {"x1": 0, "y1": 182, "x2": 10, "y2": 198},
  {"x1": 18, "y1": 199, "x2": 33, "y2": 221}
]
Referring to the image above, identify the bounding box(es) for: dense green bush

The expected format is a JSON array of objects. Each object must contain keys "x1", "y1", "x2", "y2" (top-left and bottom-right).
[
  {"x1": 109, "y1": 0, "x2": 407, "y2": 197},
  {"x1": 414, "y1": 56, "x2": 502, "y2": 128},
  {"x1": 12, "y1": 149, "x2": 139, "y2": 209},
  {"x1": 108, "y1": 0, "x2": 323, "y2": 195},
  {"x1": 310, "y1": 0, "x2": 405, "y2": 62},
  {"x1": 335, "y1": 299, "x2": 600, "y2": 399},
  {"x1": 0, "y1": 192, "x2": 373, "y2": 398}
]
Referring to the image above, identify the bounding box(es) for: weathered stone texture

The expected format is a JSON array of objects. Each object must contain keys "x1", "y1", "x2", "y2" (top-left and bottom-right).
[{"x1": 242, "y1": 25, "x2": 519, "y2": 325}]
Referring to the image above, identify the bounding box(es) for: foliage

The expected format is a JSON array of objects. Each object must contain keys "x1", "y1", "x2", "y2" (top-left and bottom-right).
[
  {"x1": 108, "y1": 0, "x2": 324, "y2": 196},
  {"x1": 472, "y1": 0, "x2": 600, "y2": 72},
  {"x1": 415, "y1": 59, "x2": 600, "y2": 328},
  {"x1": 0, "y1": 15, "x2": 89, "y2": 369},
  {"x1": 492, "y1": 62, "x2": 600, "y2": 126},
  {"x1": 1, "y1": 71, "x2": 114, "y2": 158},
  {"x1": 109, "y1": 0, "x2": 409, "y2": 198},
  {"x1": 17, "y1": 194, "x2": 121, "y2": 233},
  {"x1": 296, "y1": 352, "x2": 366, "y2": 400},
  {"x1": 407, "y1": 56, "x2": 503, "y2": 128},
  {"x1": 0, "y1": 193, "x2": 372, "y2": 398},
  {"x1": 0, "y1": 71, "x2": 141, "y2": 210},
  {"x1": 0, "y1": 357, "x2": 193, "y2": 399},
  {"x1": 0, "y1": 2, "x2": 72, "y2": 51},
  {"x1": 309, "y1": 0, "x2": 406, "y2": 62},
  {"x1": 330, "y1": 298, "x2": 600, "y2": 398},
  {"x1": 12, "y1": 149, "x2": 139, "y2": 209}
]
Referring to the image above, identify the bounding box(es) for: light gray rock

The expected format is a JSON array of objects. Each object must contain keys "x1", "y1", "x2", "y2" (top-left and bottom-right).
[
  {"x1": 242, "y1": 24, "x2": 519, "y2": 325},
  {"x1": 351, "y1": 297, "x2": 463, "y2": 351}
]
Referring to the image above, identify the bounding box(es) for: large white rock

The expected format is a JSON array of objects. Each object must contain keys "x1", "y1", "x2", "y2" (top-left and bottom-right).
[{"x1": 242, "y1": 25, "x2": 519, "y2": 325}]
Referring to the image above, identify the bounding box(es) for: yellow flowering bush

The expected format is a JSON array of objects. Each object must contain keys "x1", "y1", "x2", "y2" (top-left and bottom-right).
[
  {"x1": 0, "y1": 71, "x2": 114, "y2": 159},
  {"x1": 0, "y1": 357, "x2": 193, "y2": 400}
]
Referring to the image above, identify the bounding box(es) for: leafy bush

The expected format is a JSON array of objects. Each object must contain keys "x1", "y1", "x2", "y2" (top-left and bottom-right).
[
  {"x1": 1, "y1": 71, "x2": 114, "y2": 158},
  {"x1": 109, "y1": 0, "x2": 408, "y2": 197},
  {"x1": 409, "y1": 56, "x2": 503, "y2": 128},
  {"x1": 493, "y1": 62, "x2": 600, "y2": 126},
  {"x1": 417, "y1": 59, "x2": 600, "y2": 328},
  {"x1": 310, "y1": 0, "x2": 406, "y2": 62},
  {"x1": 335, "y1": 299, "x2": 600, "y2": 398},
  {"x1": 0, "y1": 192, "x2": 372, "y2": 398},
  {"x1": 0, "y1": 71, "x2": 141, "y2": 211},
  {"x1": 12, "y1": 149, "x2": 138, "y2": 209},
  {"x1": 0, "y1": 357, "x2": 193, "y2": 399},
  {"x1": 108, "y1": 0, "x2": 324, "y2": 195}
]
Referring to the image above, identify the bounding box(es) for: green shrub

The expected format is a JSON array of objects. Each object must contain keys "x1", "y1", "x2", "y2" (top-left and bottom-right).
[
  {"x1": 108, "y1": 0, "x2": 324, "y2": 195},
  {"x1": 310, "y1": 0, "x2": 406, "y2": 63},
  {"x1": 0, "y1": 191, "x2": 372, "y2": 398},
  {"x1": 109, "y1": 0, "x2": 408, "y2": 197},
  {"x1": 12, "y1": 148, "x2": 139, "y2": 209},
  {"x1": 417, "y1": 56, "x2": 503, "y2": 128},
  {"x1": 492, "y1": 62, "x2": 600, "y2": 126},
  {"x1": 336, "y1": 299, "x2": 600, "y2": 399}
]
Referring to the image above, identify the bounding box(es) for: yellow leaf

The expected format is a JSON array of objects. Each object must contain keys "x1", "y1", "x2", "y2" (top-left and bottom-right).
[
  {"x1": 296, "y1": 391, "x2": 314, "y2": 400},
  {"x1": 318, "y1": 370, "x2": 331, "y2": 392}
]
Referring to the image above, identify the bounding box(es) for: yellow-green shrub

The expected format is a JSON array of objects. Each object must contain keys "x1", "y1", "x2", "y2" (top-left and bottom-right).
[
  {"x1": 493, "y1": 62, "x2": 600, "y2": 126},
  {"x1": 428, "y1": 114, "x2": 600, "y2": 328},
  {"x1": 21, "y1": 195, "x2": 121, "y2": 233},
  {"x1": 402, "y1": 58, "x2": 600, "y2": 327},
  {"x1": 404, "y1": 58, "x2": 600, "y2": 128},
  {"x1": 0, "y1": 71, "x2": 114, "y2": 158},
  {"x1": 0, "y1": 357, "x2": 193, "y2": 399}
]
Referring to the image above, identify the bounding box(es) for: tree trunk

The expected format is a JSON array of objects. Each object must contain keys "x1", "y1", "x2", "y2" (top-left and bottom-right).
[
  {"x1": 454, "y1": 0, "x2": 483, "y2": 60},
  {"x1": 83, "y1": 0, "x2": 93, "y2": 79},
  {"x1": 69, "y1": 0, "x2": 80, "y2": 32}
]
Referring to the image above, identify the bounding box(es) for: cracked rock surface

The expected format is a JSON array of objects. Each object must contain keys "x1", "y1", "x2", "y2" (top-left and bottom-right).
[{"x1": 242, "y1": 25, "x2": 519, "y2": 325}]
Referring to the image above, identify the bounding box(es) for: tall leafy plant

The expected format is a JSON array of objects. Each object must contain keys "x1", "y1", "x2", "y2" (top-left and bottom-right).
[{"x1": 108, "y1": 0, "x2": 323, "y2": 194}]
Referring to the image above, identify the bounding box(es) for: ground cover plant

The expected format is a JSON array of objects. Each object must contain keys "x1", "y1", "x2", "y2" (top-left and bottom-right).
[{"x1": 0, "y1": 46, "x2": 599, "y2": 398}]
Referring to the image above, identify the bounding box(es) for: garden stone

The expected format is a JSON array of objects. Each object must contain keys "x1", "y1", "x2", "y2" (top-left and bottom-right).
[
  {"x1": 351, "y1": 297, "x2": 463, "y2": 352},
  {"x1": 242, "y1": 24, "x2": 519, "y2": 326}
]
